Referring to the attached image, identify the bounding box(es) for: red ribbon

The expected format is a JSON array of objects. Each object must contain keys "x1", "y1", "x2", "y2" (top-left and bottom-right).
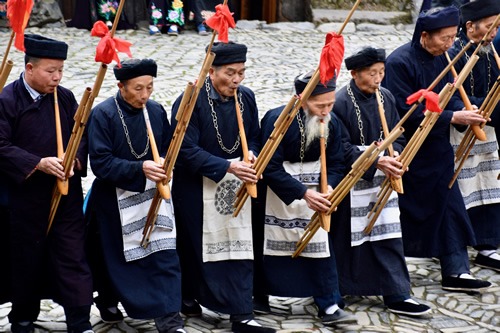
[
  {"x1": 205, "y1": 4, "x2": 236, "y2": 43},
  {"x1": 406, "y1": 89, "x2": 442, "y2": 113},
  {"x1": 91, "y1": 21, "x2": 132, "y2": 67},
  {"x1": 7, "y1": 0, "x2": 34, "y2": 51},
  {"x1": 319, "y1": 32, "x2": 344, "y2": 85}
]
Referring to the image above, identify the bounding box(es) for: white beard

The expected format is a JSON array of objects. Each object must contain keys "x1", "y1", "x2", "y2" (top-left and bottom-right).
[
  {"x1": 479, "y1": 43, "x2": 493, "y2": 56},
  {"x1": 304, "y1": 110, "x2": 330, "y2": 151}
]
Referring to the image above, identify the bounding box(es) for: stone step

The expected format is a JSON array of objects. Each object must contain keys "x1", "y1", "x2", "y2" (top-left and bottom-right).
[{"x1": 312, "y1": 8, "x2": 411, "y2": 25}]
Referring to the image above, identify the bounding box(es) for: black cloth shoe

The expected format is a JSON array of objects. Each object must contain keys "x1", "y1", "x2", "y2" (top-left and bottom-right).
[
  {"x1": 474, "y1": 253, "x2": 500, "y2": 272},
  {"x1": 231, "y1": 320, "x2": 276, "y2": 333},
  {"x1": 180, "y1": 299, "x2": 202, "y2": 317},
  {"x1": 442, "y1": 274, "x2": 492, "y2": 292},
  {"x1": 94, "y1": 297, "x2": 123, "y2": 323},
  {"x1": 253, "y1": 295, "x2": 271, "y2": 315},
  {"x1": 387, "y1": 300, "x2": 431, "y2": 316},
  {"x1": 319, "y1": 309, "x2": 357, "y2": 326},
  {"x1": 10, "y1": 322, "x2": 34, "y2": 333}
]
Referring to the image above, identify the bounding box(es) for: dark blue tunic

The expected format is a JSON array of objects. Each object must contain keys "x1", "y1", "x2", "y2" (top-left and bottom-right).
[
  {"x1": 382, "y1": 42, "x2": 476, "y2": 257},
  {"x1": 86, "y1": 93, "x2": 181, "y2": 319},
  {"x1": 332, "y1": 81, "x2": 410, "y2": 296},
  {"x1": 0, "y1": 76, "x2": 92, "y2": 310},
  {"x1": 171, "y1": 78, "x2": 260, "y2": 315},
  {"x1": 256, "y1": 106, "x2": 344, "y2": 297},
  {"x1": 448, "y1": 32, "x2": 500, "y2": 249}
]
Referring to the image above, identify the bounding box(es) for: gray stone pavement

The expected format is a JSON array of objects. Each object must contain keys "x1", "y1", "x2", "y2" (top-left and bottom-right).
[{"x1": 0, "y1": 19, "x2": 498, "y2": 332}]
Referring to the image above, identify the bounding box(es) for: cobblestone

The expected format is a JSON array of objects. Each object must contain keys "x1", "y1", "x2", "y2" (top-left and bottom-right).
[{"x1": 0, "y1": 19, "x2": 498, "y2": 333}]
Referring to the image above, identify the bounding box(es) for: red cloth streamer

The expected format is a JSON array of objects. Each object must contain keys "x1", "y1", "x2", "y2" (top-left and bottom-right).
[
  {"x1": 406, "y1": 89, "x2": 442, "y2": 113},
  {"x1": 91, "y1": 21, "x2": 132, "y2": 67},
  {"x1": 205, "y1": 4, "x2": 236, "y2": 43},
  {"x1": 319, "y1": 32, "x2": 344, "y2": 85},
  {"x1": 7, "y1": 0, "x2": 34, "y2": 51}
]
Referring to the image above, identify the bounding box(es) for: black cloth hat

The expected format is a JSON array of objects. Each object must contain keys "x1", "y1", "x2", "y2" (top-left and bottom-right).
[
  {"x1": 294, "y1": 70, "x2": 336, "y2": 96},
  {"x1": 113, "y1": 58, "x2": 158, "y2": 81},
  {"x1": 208, "y1": 42, "x2": 247, "y2": 66},
  {"x1": 460, "y1": 0, "x2": 500, "y2": 23},
  {"x1": 24, "y1": 34, "x2": 68, "y2": 60},
  {"x1": 412, "y1": 6, "x2": 460, "y2": 45},
  {"x1": 345, "y1": 47, "x2": 386, "y2": 70}
]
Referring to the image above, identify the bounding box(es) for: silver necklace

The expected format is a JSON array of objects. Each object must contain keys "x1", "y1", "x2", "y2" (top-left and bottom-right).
[
  {"x1": 114, "y1": 95, "x2": 150, "y2": 159},
  {"x1": 347, "y1": 84, "x2": 383, "y2": 146},
  {"x1": 205, "y1": 78, "x2": 244, "y2": 154},
  {"x1": 460, "y1": 38, "x2": 492, "y2": 96}
]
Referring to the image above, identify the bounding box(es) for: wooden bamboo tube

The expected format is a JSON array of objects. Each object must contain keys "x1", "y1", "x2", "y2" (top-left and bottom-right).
[
  {"x1": 0, "y1": 32, "x2": 14, "y2": 77},
  {"x1": 337, "y1": 0, "x2": 361, "y2": 35},
  {"x1": 445, "y1": 52, "x2": 486, "y2": 141},
  {"x1": 491, "y1": 43, "x2": 500, "y2": 70},
  {"x1": 0, "y1": 59, "x2": 13, "y2": 92},
  {"x1": 54, "y1": 87, "x2": 68, "y2": 195},
  {"x1": 47, "y1": 186, "x2": 62, "y2": 230},
  {"x1": 141, "y1": 190, "x2": 163, "y2": 247},
  {"x1": 143, "y1": 105, "x2": 170, "y2": 200},
  {"x1": 234, "y1": 89, "x2": 257, "y2": 198},
  {"x1": 293, "y1": 219, "x2": 321, "y2": 258},
  {"x1": 319, "y1": 120, "x2": 330, "y2": 231},
  {"x1": 375, "y1": 88, "x2": 403, "y2": 193}
]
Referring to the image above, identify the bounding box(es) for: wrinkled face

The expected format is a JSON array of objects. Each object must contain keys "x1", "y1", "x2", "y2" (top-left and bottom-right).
[
  {"x1": 467, "y1": 15, "x2": 499, "y2": 44},
  {"x1": 303, "y1": 91, "x2": 336, "y2": 119},
  {"x1": 25, "y1": 58, "x2": 64, "y2": 94},
  {"x1": 118, "y1": 75, "x2": 154, "y2": 109},
  {"x1": 209, "y1": 63, "x2": 246, "y2": 98},
  {"x1": 351, "y1": 62, "x2": 385, "y2": 94},
  {"x1": 421, "y1": 26, "x2": 458, "y2": 56}
]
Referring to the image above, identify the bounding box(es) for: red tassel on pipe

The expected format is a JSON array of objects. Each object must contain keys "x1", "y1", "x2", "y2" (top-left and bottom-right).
[
  {"x1": 7, "y1": 0, "x2": 34, "y2": 51},
  {"x1": 319, "y1": 32, "x2": 344, "y2": 85},
  {"x1": 91, "y1": 21, "x2": 132, "y2": 67},
  {"x1": 406, "y1": 89, "x2": 442, "y2": 113},
  {"x1": 205, "y1": 4, "x2": 236, "y2": 43}
]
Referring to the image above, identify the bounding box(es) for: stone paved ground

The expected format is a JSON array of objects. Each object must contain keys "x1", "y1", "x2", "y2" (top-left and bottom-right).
[{"x1": 0, "y1": 18, "x2": 498, "y2": 333}]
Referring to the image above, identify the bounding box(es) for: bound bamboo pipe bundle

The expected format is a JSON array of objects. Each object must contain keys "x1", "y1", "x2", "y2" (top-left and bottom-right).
[
  {"x1": 364, "y1": 54, "x2": 480, "y2": 234},
  {"x1": 292, "y1": 125, "x2": 405, "y2": 258},
  {"x1": 47, "y1": 0, "x2": 128, "y2": 233},
  {"x1": 233, "y1": 0, "x2": 363, "y2": 218},
  {"x1": 449, "y1": 75, "x2": 500, "y2": 189},
  {"x1": 232, "y1": 71, "x2": 320, "y2": 218},
  {"x1": 0, "y1": 59, "x2": 13, "y2": 93},
  {"x1": 141, "y1": 56, "x2": 216, "y2": 249}
]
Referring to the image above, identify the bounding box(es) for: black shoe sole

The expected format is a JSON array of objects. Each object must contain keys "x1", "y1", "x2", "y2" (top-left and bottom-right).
[{"x1": 474, "y1": 262, "x2": 500, "y2": 272}]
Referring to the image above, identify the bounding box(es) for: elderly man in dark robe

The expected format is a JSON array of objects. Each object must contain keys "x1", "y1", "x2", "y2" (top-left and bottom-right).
[
  {"x1": 383, "y1": 6, "x2": 491, "y2": 292},
  {"x1": 253, "y1": 71, "x2": 358, "y2": 326},
  {"x1": 447, "y1": 0, "x2": 500, "y2": 272},
  {"x1": 0, "y1": 34, "x2": 93, "y2": 333},
  {"x1": 171, "y1": 42, "x2": 275, "y2": 333},
  {"x1": 86, "y1": 59, "x2": 185, "y2": 333},
  {"x1": 332, "y1": 47, "x2": 431, "y2": 317}
]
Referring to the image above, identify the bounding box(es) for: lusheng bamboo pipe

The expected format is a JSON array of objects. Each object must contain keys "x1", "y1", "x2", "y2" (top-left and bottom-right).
[
  {"x1": 141, "y1": 52, "x2": 216, "y2": 248},
  {"x1": 0, "y1": 59, "x2": 13, "y2": 92},
  {"x1": 375, "y1": 88, "x2": 403, "y2": 193},
  {"x1": 364, "y1": 54, "x2": 480, "y2": 235},
  {"x1": 47, "y1": 0, "x2": 127, "y2": 234},
  {"x1": 53, "y1": 87, "x2": 67, "y2": 195},
  {"x1": 234, "y1": 89, "x2": 257, "y2": 198},
  {"x1": 318, "y1": 119, "x2": 330, "y2": 231},
  {"x1": 143, "y1": 104, "x2": 170, "y2": 200},
  {"x1": 292, "y1": 126, "x2": 405, "y2": 257},
  {"x1": 445, "y1": 52, "x2": 486, "y2": 141},
  {"x1": 449, "y1": 76, "x2": 500, "y2": 188}
]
